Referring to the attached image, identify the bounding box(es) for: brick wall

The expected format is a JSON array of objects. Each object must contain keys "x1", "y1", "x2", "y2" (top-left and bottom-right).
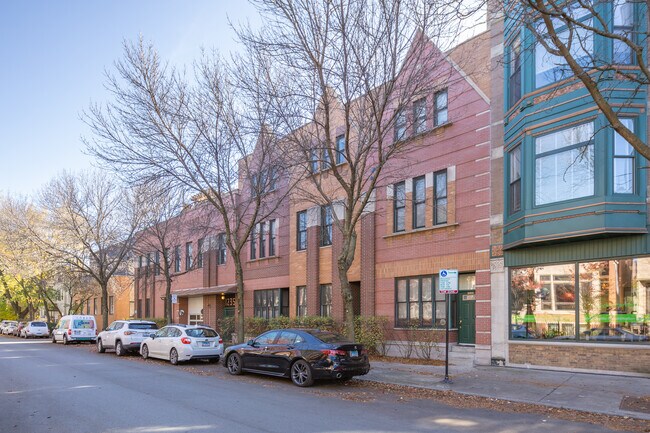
[{"x1": 509, "y1": 343, "x2": 650, "y2": 374}]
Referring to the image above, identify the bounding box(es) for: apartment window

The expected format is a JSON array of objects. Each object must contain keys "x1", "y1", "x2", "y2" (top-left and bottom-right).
[
  {"x1": 319, "y1": 284, "x2": 332, "y2": 317},
  {"x1": 250, "y1": 224, "x2": 257, "y2": 260},
  {"x1": 613, "y1": 0, "x2": 634, "y2": 65},
  {"x1": 259, "y1": 222, "x2": 266, "y2": 259},
  {"x1": 336, "y1": 135, "x2": 346, "y2": 164},
  {"x1": 217, "y1": 233, "x2": 227, "y2": 265},
  {"x1": 434, "y1": 170, "x2": 447, "y2": 224},
  {"x1": 154, "y1": 251, "x2": 160, "y2": 275},
  {"x1": 413, "y1": 97, "x2": 427, "y2": 134},
  {"x1": 393, "y1": 181, "x2": 406, "y2": 232},
  {"x1": 93, "y1": 298, "x2": 97, "y2": 315},
  {"x1": 508, "y1": 37, "x2": 522, "y2": 108},
  {"x1": 297, "y1": 211, "x2": 307, "y2": 250},
  {"x1": 535, "y1": 17, "x2": 593, "y2": 88},
  {"x1": 434, "y1": 90, "x2": 448, "y2": 126},
  {"x1": 136, "y1": 299, "x2": 141, "y2": 318},
  {"x1": 145, "y1": 299, "x2": 151, "y2": 317},
  {"x1": 394, "y1": 109, "x2": 406, "y2": 141},
  {"x1": 614, "y1": 119, "x2": 635, "y2": 194},
  {"x1": 310, "y1": 149, "x2": 319, "y2": 173},
  {"x1": 109, "y1": 296, "x2": 114, "y2": 315},
  {"x1": 253, "y1": 288, "x2": 289, "y2": 319},
  {"x1": 296, "y1": 286, "x2": 307, "y2": 317},
  {"x1": 174, "y1": 245, "x2": 181, "y2": 272},
  {"x1": 412, "y1": 176, "x2": 426, "y2": 229},
  {"x1": 396, "y1": 275, "x2": 454, "y2": 328},
  {"x1": 269, "y1": 219, "x2": 277, "y2": 256},
  {"x1": 322, "y1": 147, "x2": 331, "y2": 170},
  {"x1": 320, "y1": 205, "x2": 332, "y2": 247},
  {"x1": 197, "y1": 238, "x2": 204, "y2": 268},
  {"x1": 509, "y1": 145, "x2": 522, "y2": 213},
  {"x1": 535, "y1": 122, "x2": 594, "y2": 205},
  {"x1": 146, "y1": 253, "x2": 151, "y2": 268},
  {"x1": 138, "y1": 255, "x2": 143, "y2": 268},
  {"x1": 185, "y1": 242, "x2": 193, "y2": 270}
]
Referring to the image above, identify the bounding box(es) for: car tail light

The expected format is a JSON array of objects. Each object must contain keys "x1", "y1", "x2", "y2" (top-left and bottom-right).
[
  {"x1": 181, "y1": 337, "x2": 191, "y2": 344},
  {"x1": 95, "y1": 330, "x2": 98, "y2": 336},
  {"x1": 124, "y1": 331, "x2": 136, "y2": 335},
  {"x1": 361, "y1": 349, "x2": 368, "y2": 355},
  {"x1": 218, "y1": 338, "x2": 223, "y2": 344},
  {"x1": 322, "y1": 349, "x2": 347, "y2": 357},
  {"x1": 67, "y1": 329, "x2": 72, "y2": 335}
]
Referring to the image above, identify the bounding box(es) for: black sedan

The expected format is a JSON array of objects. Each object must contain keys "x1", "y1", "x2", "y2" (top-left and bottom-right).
[{"x1": 223, "y1": 328, "x2": 370, "y2": 387}]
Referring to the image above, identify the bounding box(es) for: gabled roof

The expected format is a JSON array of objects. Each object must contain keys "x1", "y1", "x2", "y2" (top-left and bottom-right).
[{"x1": 447, "y1": 30, "x2": 491, "y2": 100}]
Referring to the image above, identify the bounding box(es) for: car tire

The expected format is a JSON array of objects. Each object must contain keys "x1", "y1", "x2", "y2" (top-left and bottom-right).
[
  {"x1": 63, "y1": 335, "x2": 69, "y2": 346},
  {"x1": 141, "y1": 344, "x2": 149, "y2": 360},
  {"x1": 291, "y1": 360, "x2": 314, "y2": 387},
  {"x1": 226, "y1": 353, "x2": 243, "y2": 375},
  {"x1": 169, "y1": 348, "x2": 179, "y2": 365},
  {"x1": 97, "y1": 338, "x2": 105, "y2": 353},
  {"x1": 115, "y1": 341, "x2": 124, "y2": 357}
]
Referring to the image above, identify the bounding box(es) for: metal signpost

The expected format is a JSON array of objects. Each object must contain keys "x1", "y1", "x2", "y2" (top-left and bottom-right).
[
  {"x1": 438, "y1": 269, "x2": 458, "y2": 384},
  {"x1": 171, "y1": 294, "x2": 178, "y2": 304}
]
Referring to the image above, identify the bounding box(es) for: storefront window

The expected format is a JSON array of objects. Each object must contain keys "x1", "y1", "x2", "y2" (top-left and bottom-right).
[
  {"x1": 510, "y1": 264, "x2": 576, "y2": 340},
  {"x1": 511, "y1": 258, "x2": 650, "y2": 343},
  {"x1": 579, "y1": 259, "x2": 650, "y2": 342}
]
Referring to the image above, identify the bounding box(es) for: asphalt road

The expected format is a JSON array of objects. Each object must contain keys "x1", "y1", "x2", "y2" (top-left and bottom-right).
[{"x1": 0, "y1": 335, "x2": 631, "y2": 433}]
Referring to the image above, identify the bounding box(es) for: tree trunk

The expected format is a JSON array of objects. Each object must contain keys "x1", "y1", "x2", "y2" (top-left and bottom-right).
[
  {"x1": 100, "y1": 281, "x2": 109, "y2": 330},
  {"x1": 165, "y1": 277, "x2": 172, "y2": 325},
  {"x1": 233, "y1": 253, "x2": 245, "y2": 344},
  {"x1": 338, "y1": 231, "x2": 357, "y2": 341}
]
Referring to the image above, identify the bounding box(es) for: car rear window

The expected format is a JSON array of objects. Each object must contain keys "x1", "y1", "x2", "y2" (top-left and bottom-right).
[
  {"x1": 305, "y1": 330, "x2": 349, "y2": 343},
  {"x1": 186, "y1": 328, "x2": 218, "y2": 338},
  {"x1": 128, "y1": 323, "x2": 158, "y2": 330},
  {"x1": 73, "y1": 319, "x2": 95, "y2": 329},
  {"x1": 31, "y1": 322, "x2": 47, "y2": 327}
]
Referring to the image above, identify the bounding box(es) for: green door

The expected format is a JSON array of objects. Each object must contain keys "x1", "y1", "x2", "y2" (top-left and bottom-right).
[{"x1": 458, "y1": 291, "x2": 475, "y2": 344}]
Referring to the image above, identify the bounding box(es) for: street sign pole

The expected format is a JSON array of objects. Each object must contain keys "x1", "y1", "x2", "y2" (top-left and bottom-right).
[{"x1": 443, "y1": 293, "x2": 452, "y2": 384}]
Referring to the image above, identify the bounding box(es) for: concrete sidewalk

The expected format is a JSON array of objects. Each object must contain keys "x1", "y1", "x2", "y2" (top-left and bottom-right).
[{"x1": 357, "y1": 361, "x2": 650, "y2": 421}]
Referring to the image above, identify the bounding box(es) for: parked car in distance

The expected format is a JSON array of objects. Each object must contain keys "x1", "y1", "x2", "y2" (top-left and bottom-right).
[
  {"x1": 97, "y1": 320, "x2": 158, "y2": 356},
  {"x1": 12, "y1": 322, "x2": 26, "y2": 337},
  {"x1": 51, "y1": 315, "x2": 97, "y2": 344},
  {"x1": 582, "y1": 327, "x2": 649, "y2": 342},
  {"x1": 140, "y1": 325, "x2": 223, "y2": 365},
  {"x1": 1, "y1": 321, "x2": 18, "y2": 335},
  {"x1": 223, "y1": 329, "x2": 370, "y2": 387},
  {"x1": 511, "y1": 324, "x2": 537, "y2": 339},
  {"x1": 21, "y1": 321, "x2": 49, "y2": 338}
]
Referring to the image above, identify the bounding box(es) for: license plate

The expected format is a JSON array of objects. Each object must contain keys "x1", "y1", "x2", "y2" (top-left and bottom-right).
[
  {"x1": 349, "y1": 350, "x2": 358, "y2": 357},
  {"x1": 201, "y1": 341, "x2": 210, "y2": 347}
]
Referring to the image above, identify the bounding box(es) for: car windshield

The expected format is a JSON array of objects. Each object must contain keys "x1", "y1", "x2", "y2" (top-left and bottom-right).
[
  {"x1": 128, "y1": 323, "x2": 158, "y2": 330},
  {"x1": 305, "y1": 330, "x2": 349, "y2": 343},
  {"x1": 186, "y1": 328, "x2": 218, "y2": 338},
  {"x1": 73, "y1": 319, "x2": 94, "y2": 329},
  {"x1": 31, "y1": 322, "x2": 47, "y2": 327}
]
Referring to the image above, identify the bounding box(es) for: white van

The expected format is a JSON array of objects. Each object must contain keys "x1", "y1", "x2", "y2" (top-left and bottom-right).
[{"x1": 52, "y1": 315, "x2": 97, "y2": 344}]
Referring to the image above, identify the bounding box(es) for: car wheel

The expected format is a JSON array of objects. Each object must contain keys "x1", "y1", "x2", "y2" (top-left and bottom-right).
[
  {"x1": 340, "y1": 376, "x2": 353, "y2": 382},
  {"x1": 141, "y1": 344, "x2": 149, "y2": 360},
  {"x1": 169, "y1": 348, "x2": 179, "y2": 365},
  {"x1": 97, "y1": 338, "x2": 105, "y2": 353},
  {"x1": 226, "y1": 353, "x2": 243, "y2": 375},
  {"x1": 63, "y1": 335, "x2": 69, "y2": 346},
  {"x1": 291, "y1": 360, "x2": 314, "y2": 387},
  {"x1": 115, "y1": 341, "x2": 124, "y2": 357}
]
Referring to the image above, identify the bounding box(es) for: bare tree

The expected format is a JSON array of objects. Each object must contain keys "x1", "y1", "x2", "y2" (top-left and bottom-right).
[
  {"x1": 238, "y1": 0, "x2": 472, "y2": 339},
  {"x1": 507, "y1": 0, "x2": 649, "y2": 158},
  {"x1": 25, "y1": 171, "x2": 144, "y2": 329},
  {"x1": 84, "y1": 40, "x2": 295, "y2": 342},
  {"x1": 134, "y1": 187, "x2": 214, "y2": 324}
]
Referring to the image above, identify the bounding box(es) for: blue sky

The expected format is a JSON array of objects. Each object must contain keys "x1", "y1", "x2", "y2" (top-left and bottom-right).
[{"x1": 0, "y1": 1, "x2": 260, "y2": 196}]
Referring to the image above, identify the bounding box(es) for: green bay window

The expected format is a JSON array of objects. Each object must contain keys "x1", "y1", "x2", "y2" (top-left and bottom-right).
[
  {"x1": 509, "y1": 145, "x2": 522, "y2": 214},
  {"x1": 535, "y1": 122, "x2": 594, "y2": 206},
  {"x1": 613, "y1": 118, "x2": 635, "y2": 194}
]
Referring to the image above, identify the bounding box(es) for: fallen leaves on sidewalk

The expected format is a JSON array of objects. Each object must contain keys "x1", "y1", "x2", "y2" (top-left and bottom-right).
[{"x1": 369, "y1": 355, "x2": 446, "y2": 366}]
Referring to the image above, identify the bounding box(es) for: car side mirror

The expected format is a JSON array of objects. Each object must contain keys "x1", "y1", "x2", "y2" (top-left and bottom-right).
[
  {"x1": 150, "y1": 334, "x2": 156, "y2": 339},
  {"x1": 247, "y1": 339, "x2": 254, "y2": 346}
]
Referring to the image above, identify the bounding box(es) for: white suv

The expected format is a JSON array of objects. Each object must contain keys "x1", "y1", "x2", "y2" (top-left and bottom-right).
[{"x1": 97, "y1": 320, "x2": 158, "y2": 356}]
